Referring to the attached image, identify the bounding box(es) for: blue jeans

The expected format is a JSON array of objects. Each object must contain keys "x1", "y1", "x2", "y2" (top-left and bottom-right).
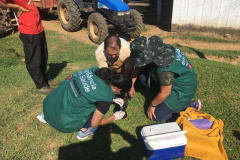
[
  {"x1": 82, "y1": 113, "x2": 94, "y2": 129},
  {"x1": 152, "y1": 101, "x2": 197, "y2": 122}
]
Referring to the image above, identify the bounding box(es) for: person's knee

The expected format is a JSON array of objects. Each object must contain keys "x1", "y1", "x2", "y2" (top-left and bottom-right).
[
  {"x1": 26, "y1": 60, "x2": 41, "y2": 70},
  {"x1": 152, "y1": 104, "x2": 175, "y2": 122},
  {"x1": 152, "y1": 114, "x2": 170, "y2": 122}
]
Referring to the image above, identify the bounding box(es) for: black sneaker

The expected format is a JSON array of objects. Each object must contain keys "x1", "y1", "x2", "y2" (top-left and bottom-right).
[
  {"x1": 114, "y1": 104, "x2": 127, "y2": 119},
  {"x1": 48, "y1": 79, "x2": 61, "y2": 86},
  {"x1": 36, "y1": 85, "x2": 54, "y2": 94},
  {"x1": 123, "y1": 93, "x2": 128, "y2": 108}
]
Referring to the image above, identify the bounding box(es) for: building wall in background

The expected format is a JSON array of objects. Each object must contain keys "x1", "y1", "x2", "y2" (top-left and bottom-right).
[{"x1": 171, "y1": 0, "x2": 240, "y2": 36}]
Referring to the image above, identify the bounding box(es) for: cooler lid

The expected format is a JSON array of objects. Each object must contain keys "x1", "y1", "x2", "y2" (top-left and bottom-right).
[
  {"x1": 141, "y1": 122, "x2": 187, "y2": 150},
  {"x1": 141, "y1": 122, "x2": 181, "y2": 137}
]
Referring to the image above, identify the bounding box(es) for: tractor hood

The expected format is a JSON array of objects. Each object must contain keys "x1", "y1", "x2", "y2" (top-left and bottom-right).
[{"x1": 98, "y1": 0, "x2": 130, "y2": 11}]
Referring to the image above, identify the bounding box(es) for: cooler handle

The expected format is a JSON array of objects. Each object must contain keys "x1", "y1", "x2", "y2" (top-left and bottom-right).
[{"x1": 144, "y1": 130, "x2": 187, "y2": 140}]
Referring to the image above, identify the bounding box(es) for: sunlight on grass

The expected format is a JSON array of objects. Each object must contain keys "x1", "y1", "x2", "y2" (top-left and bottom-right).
[
  {"x1": 0, "y1": 31, "x2": 239, "y2": 160},
  {"x1": 172, "y1": 34, "x2": 240, "y2": 44},
  {"x1": 142, "y1": 24, "x2": 148, "y2": 32},
  {"x1": 173, "y1": 45, "x2": 240, "y2": 59}
]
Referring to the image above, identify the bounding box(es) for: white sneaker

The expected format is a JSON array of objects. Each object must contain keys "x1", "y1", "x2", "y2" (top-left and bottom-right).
[
  {"x1": 37, "y1": 112, "x2": 47, "y2": 124},
  {"x1": 76, "y1": 130, "x2": 89, "y2": 140},
  {"x1": 76, "y1": 127, "x2": 102, "y2": 140}
]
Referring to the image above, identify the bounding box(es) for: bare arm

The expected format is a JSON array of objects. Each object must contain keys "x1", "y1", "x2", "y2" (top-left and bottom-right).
[
  {"x1": 147, "y1": 85, "x2": 172, "y2": 120},
  {"x1": 147, "y1": 71, "x2": 174, "y2": 120},
  {"x1": 151, "y1": 85, "x2": 172, "y2": 106},
  {"x1": 91, "y1": 109, "x2": 115, "y2": 128},
  {"x1": 0, "y1": 1, "x2": 16, "y2": 8},
  {"x1": 0, "y1": 1, "x2": 29, "y2": 17},
  {"x1": 0, "y1": 1, "x2": 29, "y2": 11},
  {"x1": 126, "y1": 67, "x2": 142, "y2": 98}
]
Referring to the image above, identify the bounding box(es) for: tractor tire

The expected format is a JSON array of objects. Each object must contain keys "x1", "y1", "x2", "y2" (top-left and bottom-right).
[
  {"x1": 0, "y1": 9, "x2": 8, "y2": 32},
  {"x1": 129, "y1": 9, "x2": 143, "y2": 38},
  {"x1": 57, "y1": 0, "x2": 81, "y2": 32},
  {"x1": 88, "y1": 13, "x2": 108, "y2": 44},
  {"x1": 0, "y1": 8, "x2": 16, "y2": 34}
]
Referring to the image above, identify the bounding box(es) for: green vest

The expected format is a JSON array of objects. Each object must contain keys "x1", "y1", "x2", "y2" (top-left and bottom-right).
[
  {"x1": 150, "y1": 48, "x2": 197, "y2": 111},
  {"x1": 43, "y1": 67, "x2": 115, "y2": 133}
]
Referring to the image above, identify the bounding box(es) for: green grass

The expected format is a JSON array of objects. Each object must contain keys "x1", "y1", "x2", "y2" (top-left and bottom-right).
[
  {"x1": 0, "y1": 31, "x2": 239, "y2": 160},
  {"x1": 171, "y1": 34, "x2": 240, "y2": 44},
  {"x1": 149, "y1": 33, "x2": 240, "y2": 59},
  {"x1": 142, "y1": 24, "x2": 148, "y2": 32},
  {"x1": 173, "y1": 44, "x2": 240, "y2": 59}
]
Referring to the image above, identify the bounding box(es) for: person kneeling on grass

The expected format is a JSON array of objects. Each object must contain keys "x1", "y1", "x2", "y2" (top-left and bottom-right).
[
  {"x1": 130, "y1": 36, "x2": 201, "y2": 122},
  {"x1": 37, "y1": 67, "x2": 132, "y2": 140}
]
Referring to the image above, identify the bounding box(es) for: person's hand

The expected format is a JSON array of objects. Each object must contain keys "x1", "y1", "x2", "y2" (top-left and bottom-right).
[
  {"x1": 147, "y1": 105, "x2": 156, "y2": 120},
  {"x1": 113, "y1": 97, "x2": 124, "y2": 107},
  {"x1": 114, "y1": 111, "x2": 126, "y2": 120},
  {"x1": 17, "y1": 5, "x2": 30, "y2": 12},
  {"x1": 128, "y1": 87, "x2": 135, "y2": 98},
  {"x1": 13, "y1": 6, "x2": 30, "y2": 17}
]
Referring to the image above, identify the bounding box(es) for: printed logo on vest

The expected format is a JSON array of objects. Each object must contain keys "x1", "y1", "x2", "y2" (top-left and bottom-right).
[
  {"x1": 175, "y1": 48, "x2": 183, "y2": 61},
  {"x1": 67, "y1": 75, "x2": 72, "y2": 80},
  {"x1": 70, "y1": 79, "x2": 81, "y2": 97},
  {"x1": 189, "y1": 63, "x2": 192, "y2": 69},
  {"x1": 80, "y1": 69, "x2": 97, "y2": 92},
  {"x1": 66, "y1": 73, "x2": 77, "y2": 80},
  {"x1": 78, "y1": 71, "x2": 83, "y2": 75}
]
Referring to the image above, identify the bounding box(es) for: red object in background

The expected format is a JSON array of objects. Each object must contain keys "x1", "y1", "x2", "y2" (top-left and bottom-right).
[{"x1": 33, "y1": 0, "x2": 58, "y2": 11}]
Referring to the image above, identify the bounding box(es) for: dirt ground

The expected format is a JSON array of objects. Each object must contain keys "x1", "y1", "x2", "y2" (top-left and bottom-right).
[{"x1": 41, "y1": 18, "x2": 240, "y2": 66}]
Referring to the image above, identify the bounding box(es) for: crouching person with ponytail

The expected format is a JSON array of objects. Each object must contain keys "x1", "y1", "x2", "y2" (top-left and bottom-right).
[{"x1": 36, "y1": 67, "x2": 132, "y2": 140}]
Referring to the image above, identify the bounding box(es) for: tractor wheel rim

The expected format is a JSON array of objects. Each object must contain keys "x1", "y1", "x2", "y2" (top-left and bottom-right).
[
  {"x1": 94, "y1": 25, "x2": 99, "y2": 35},
  {"x1": 90, "y1": 21, "x2": 99, "y2": 39},
  {"x1": 63, "y1": 8, "x2": 69, "y2": 21},
  {"x1": 60, "y1": 5, "x2": 69, "y2": 24}
]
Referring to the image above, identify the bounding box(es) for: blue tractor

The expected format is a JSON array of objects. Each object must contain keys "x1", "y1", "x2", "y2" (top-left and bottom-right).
[{"x1": 57, "y1": 0, "x2": 143, "y2": 44}]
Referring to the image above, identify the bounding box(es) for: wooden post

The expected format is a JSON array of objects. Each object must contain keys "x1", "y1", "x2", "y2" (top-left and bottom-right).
[{"x1": 157, "y1": 0, "x2": 161, "y2": 25}]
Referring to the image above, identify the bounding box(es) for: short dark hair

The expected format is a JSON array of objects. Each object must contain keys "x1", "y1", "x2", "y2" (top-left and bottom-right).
[
  {"x1": 95, "y1": 68, "x2": 132, "y2": 93},
  {"x1": 104, "y1": 35, "x2": 121, "y2": 50}
]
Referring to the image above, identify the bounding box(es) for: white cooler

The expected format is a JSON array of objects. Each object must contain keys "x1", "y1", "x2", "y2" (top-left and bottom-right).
[{"x1": 141, "y1": 122, "x2": 187, "y2": 160}]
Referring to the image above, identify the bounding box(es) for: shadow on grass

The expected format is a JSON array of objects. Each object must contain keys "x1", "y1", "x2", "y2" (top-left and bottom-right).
[
  {"x1": 135, "y1": 82, "x2": 153, "y2": 118},
  {"x1": 0, "y1": 28, "x2": 18, "y2": 38},
  {"x1": 189, "y1": 47, "x2": 207, "y2": 59},
  {"x1": 58, "y1": 123, "x2": 145, "y2": 160},
  {"x1": 233, "y1": 130, "x2": 240, "y2": 141},
  {"x1": 48, "y1": 61, "x2": 68, "y2": 79},
  {"x1": 40, "y1": 12, "x2": 58, "y2": 21},
  {"x1": 174, "y1": 44, "x2": 207, "y2": 59}
]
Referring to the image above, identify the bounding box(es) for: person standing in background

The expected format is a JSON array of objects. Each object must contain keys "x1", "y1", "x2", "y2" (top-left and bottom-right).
[{"x1": 0, "y1": 0, "x2": 60, "y2": 94}]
